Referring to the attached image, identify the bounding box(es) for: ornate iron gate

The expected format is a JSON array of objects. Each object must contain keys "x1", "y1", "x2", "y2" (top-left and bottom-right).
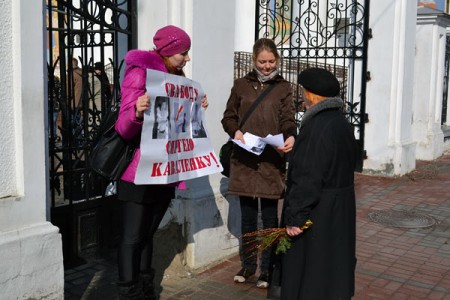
[
  {"x1": 46, "y1": 0, "x2": 136, "y2": 267},
  {"x1": 255, "y1": 0, "x2": 370, "y2": 171}
]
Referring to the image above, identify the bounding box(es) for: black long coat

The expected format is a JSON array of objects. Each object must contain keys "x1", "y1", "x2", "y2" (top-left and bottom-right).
[
  {"x1": 281, "y1": 98, "x2": 357, "y2": 300},
  {"x1": 221, "y1": 71, "x2": 297, "y2": 199}
]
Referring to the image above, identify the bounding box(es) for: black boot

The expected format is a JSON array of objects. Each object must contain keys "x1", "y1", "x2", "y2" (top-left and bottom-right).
[
  {"x1": 140, "y1": 270, "x2": 157, "y2": 300},
  {"x1": 116, "y1": 279, "x2": 144, "y2": 300}
]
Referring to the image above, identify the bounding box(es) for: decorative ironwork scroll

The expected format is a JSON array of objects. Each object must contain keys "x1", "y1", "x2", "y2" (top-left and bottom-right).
[{"x1": 254, "y1": 0, "x2": 370, "y2": 171}]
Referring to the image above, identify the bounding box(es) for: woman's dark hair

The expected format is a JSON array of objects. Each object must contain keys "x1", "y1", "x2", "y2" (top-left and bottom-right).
[{"x1": 252, "y1": 38, "x2": 280, "y2": 64}]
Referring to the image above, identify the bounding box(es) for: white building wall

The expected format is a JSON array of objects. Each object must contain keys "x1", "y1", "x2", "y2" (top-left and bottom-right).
[
  {"x1": 184, "y1": 0, "x2": 240, "y2": 268},
  {"x1": 0, "y1": 0, "x2": 17, "y2": 198},
  {"x1": 234, "y1": 0, "x2": 256, "y2": 52},
  {"x1": 364, "y1": 0, "x2": 417, "y2": 176},
  {"x1": 0, "y1": 1, "x2": 64, "y2": 299}
]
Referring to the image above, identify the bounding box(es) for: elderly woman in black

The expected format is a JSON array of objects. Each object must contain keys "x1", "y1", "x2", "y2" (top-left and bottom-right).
[{"x1": 281, "y1": 68, "x2": 357, "y2": 300}]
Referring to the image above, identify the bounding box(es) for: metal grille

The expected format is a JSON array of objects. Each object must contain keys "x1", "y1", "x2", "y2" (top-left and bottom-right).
[
  {"x1": 253, "y1": 0, "x2": 370, "y2": 171},
  {"x1": 47, "y1": 0, "x2": 136, "y2": 206}
]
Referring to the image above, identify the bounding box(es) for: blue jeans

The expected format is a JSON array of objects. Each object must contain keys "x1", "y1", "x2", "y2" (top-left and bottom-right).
[{"x1": 239, "y1": 196, "x2": 279, "y2": 273}]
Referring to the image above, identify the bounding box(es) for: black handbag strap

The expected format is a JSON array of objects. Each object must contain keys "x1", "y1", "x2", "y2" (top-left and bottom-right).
[{"x1": 239, "y1": 83, "x2": 277, "y2": 128}]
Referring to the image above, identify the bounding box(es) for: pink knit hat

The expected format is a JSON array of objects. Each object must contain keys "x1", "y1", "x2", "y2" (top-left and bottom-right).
[{"x1": 153, "y1": 25, "x2": 191, "y2": 57}]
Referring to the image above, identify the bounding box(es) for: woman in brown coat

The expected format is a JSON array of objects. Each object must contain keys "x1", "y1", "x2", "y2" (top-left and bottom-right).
[{"x1": 221, "y1": 38, "x2": 297, "y2": 288}]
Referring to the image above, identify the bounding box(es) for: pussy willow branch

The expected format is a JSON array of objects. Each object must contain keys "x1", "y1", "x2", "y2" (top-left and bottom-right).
[{"x1": 241, "y1": 220, "x2": 313, "y2": 256}]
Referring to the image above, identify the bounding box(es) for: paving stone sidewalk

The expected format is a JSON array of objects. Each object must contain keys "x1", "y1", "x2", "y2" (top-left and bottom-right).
[{"x1": 65, "y1": 153, "x2": 450, "y2": 300}]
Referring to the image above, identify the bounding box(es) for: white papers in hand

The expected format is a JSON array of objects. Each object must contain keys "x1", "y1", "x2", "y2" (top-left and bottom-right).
[
  {"x1": 261, "y1": 133, "x2": 284, "y2": 147},
  {"x1": 232, "y1": 133, "x2": 284, "y2": 155}
]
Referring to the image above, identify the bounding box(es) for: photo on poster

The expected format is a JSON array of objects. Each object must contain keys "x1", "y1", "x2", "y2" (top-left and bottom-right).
[
  {"x1": 191, "y1": 101, "x2": 207, "y2": 138},
  {"x1": 174, "y1": 100, "x2": 190, "y2": 135},
  {"x1": 152, "y1": 96, "x2": 171, "y2": 139}
]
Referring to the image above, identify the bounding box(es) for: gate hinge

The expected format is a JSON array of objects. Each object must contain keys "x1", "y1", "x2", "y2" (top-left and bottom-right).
[
  {"x1": 368, "y1": 28, "x2": 373, "y2": 39},
  {"x1": 363, "y1": 150, "x2": 368, "y2": 159},
  {"x1": 364, "y1": 113, "x2": 369, "y2": 123},
  {"x1": 366, "y1": 71, "x2": 371, "y2": 81}
]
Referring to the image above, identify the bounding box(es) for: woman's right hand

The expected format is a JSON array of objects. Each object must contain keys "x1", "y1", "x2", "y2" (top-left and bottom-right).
[
  {"x1": 234, "y1": 130, "x2": 245, "y2": 144},
  {"x1": 286, "y1": 225, "x2": 303, "y2": 237},
  {"x1": 135, "y1": 93, "x2": 150, "y2": 119},
  {"x1": 278, "y1": 136, "x2": 295, "y2": 153}
]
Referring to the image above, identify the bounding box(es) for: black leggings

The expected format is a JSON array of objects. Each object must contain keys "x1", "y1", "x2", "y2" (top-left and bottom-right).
[{"x1": 117, "y1": 184, "x2": 174, "y2": 283}]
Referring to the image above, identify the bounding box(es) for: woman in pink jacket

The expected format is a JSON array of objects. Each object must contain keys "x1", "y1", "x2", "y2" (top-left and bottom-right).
[{"x1": 114, "y1": 25, "x2": 208, "y2": 299}]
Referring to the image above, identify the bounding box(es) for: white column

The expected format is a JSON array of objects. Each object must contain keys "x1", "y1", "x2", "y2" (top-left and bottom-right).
[
  {"x1": 235, "y1": 0, "x2": 256, "y2": 52},
  {"x1": 137, "y1": 0, "x2": 239, "y2": 269},
  {"x1": 0, "y1": 1, "x2": 64, "y2": 299},
  {"x1": 183, "y1": 0, "x2": 240, "y2": 269},
  {"x1": 413, "y1": 8, "x2": 450, "y2": 160},
  {"x1": 446, "y1": 52, "x2": 450, "y2": 127},
  {"x1": 364, "y1": 0, "x2": 417, "y2": 176}
]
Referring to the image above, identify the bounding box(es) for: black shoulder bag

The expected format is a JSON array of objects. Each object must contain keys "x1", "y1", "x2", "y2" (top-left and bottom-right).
[
  {"x1": 88, "y1": 103, "x2": 138, "y2": 181},
  {"x1": 220, "y1": 83, "x2": 277, "y2": 177}
]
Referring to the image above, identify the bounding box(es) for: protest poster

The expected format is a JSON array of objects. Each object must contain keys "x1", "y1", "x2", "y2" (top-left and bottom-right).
[{"x1": 134, "y1": 69, "x2": 223, "y2": 184}]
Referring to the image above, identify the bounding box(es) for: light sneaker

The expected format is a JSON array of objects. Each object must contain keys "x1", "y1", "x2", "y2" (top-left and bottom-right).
[
  {"x1": 256, "y1": 272, "x2": 269, "y2": 289},
  {"x1": 233, "y1": 268, "x2": 256, "y2": 283}
]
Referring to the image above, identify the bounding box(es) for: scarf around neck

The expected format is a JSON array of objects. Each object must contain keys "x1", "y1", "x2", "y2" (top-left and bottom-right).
[
  {"x1": 254, "y1": 68, "x2": 279, "y2": 83},
  {"x1": 300, "y1": 97, "x2": 344, "y2": 128}
]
